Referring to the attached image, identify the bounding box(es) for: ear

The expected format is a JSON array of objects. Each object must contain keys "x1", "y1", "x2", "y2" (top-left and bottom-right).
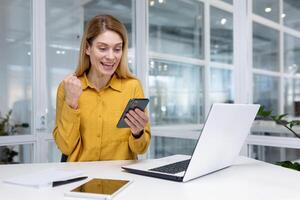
[{"x1": 85, "y1": 43, "x2": 91, "y2": 56}]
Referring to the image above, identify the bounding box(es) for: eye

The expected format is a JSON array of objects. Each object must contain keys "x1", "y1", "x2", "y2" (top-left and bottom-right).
[
  {"x1": 98, "y1": 47, "x2": 107, "y2": 51},
  {"x1": 114, "y1": 48, "x2": 122, "y2": 53}
]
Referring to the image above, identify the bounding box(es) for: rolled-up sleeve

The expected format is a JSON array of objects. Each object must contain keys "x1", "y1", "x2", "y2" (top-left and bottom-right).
[
  {"x1": 129, "y1": 125, "x2": 151, "y2": 154},
  {"x1": 52, "y1": 83, "x2": 81, "y2": 155}
]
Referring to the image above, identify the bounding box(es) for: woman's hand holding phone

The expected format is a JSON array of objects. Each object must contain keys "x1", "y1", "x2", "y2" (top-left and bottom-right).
[{"x1": 124, "y1": 108, "x2": 149, "y2": 136}]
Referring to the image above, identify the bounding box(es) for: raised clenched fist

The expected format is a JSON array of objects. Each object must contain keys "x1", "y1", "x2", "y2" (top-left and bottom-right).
[{"x1": 63, "y1": 74, "x2": 82, "y2": 109}]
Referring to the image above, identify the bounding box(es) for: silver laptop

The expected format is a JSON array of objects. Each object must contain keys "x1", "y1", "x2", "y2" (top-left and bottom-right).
[{"x1": 122, "y1": 103, "x2": 260, "y2": 182}]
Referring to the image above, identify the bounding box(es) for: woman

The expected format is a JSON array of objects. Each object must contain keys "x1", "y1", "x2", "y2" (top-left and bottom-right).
[{"x1": 53, "y1": 15, "x2": 151, "y2": 162}]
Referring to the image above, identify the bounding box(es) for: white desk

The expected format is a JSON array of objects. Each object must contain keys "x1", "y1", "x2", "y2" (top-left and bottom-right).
[{"x1": 1, "y1": 156, "x2": 300, "y2": 200}]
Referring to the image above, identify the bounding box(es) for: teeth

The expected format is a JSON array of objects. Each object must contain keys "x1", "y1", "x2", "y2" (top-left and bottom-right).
[
  {"x1": 101, "y1": 62, "x2": 114, "y2": 69},
  {"x1": 101, "y1": 62, "x2": 114, "y2": 67}
]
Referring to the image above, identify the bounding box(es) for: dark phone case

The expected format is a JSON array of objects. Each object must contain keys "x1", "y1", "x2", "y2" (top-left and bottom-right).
[{"x1": 117, "y1": 98, "x2": 149, "y2": 128}]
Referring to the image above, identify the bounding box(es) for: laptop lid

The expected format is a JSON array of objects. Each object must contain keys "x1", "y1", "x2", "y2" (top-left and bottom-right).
[
  {"x1": 122, "y1": 103, "x2": 259, "y2": 182},
  {"x1": 183, "y1": 103, "x2": 259, "y2": 182}
]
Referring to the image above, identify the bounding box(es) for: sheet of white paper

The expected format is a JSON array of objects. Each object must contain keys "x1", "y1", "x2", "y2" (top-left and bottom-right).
[{"x1": 3, "y1": 168, "x2": 84, "y2": 188}]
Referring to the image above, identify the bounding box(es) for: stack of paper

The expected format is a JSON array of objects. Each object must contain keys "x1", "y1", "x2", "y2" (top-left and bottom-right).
[{"x1": 3, "y1": 168, "x2": 84, "y2": 188}]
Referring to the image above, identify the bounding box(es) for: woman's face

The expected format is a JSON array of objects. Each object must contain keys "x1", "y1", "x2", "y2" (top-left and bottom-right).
[{"x1": 86, "y1": 30, "x2": 123, "y2": 76}]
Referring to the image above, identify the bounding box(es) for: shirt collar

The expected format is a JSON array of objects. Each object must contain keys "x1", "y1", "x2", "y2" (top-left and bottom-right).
[
  {"x1": 107, "y1": 73, "x2": 122, "y2": 92},
  {"x1": 80, "y1": 73, "x2": 122, "y2": 92},
  {"x1": 79, "y1": 73, "x2": 89, "y2": 90}
]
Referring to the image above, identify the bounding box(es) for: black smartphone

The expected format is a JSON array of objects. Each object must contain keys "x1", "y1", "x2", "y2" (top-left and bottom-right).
[{"x1": 117, "y1": 98, "x2": 149, "y2": 128}]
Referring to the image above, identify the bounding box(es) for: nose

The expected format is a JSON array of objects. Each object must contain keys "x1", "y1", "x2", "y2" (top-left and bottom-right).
[{"x1": 106, "y1": 49, "x2": 114, "y2": 60}]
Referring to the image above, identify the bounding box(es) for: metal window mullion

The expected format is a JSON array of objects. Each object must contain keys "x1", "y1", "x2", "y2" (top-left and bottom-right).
[
  {"x1": 149, "y1": 52, "x2": 206, "y2": 66},
  {"x1": 135, "y1": 0, "x2": 149, "y2": 97},
  {"x1": 233, "y1": 0, "x2": 252, "y2": 155},
  {"x1": 252, "y1": 68, "x2": 282, "y2": 77},
  {"x1": 0, "y1": 135, "x2": 36, "y2": 146},
  {"x1": 233, "y1": 0, "x2": 250, "y2": 104},
  {"x1": 247, "y1": 0, "x2": 254, "y2": 104},
  {"x1": 247, "y1": 135, "x2": 300, "y2": 149},
  {"x1": 283, "y1": 26, "x2": 300, "y2": 38},
  {"x1": 32, "y1": 0, "x2": 47, "y2": 163},
  {"x1": 252, "y1": 14, "x2": 281, "y2": 30},
  {"x1": 135, "y1": 0, "x2": 149, "y2": 159},
  {"x1": 209, "y1": 62, "x2": 234, "y2": 69},
  {"x1": 204, "y1": 0, "x2": 211, "y2": 117},
  {"x1": 279, "y1": 0, "x2": 284, "y2": 114},
  {"x1": 209, "y1": 0, "x2": 233, "y2": 13},
  {"x1": 244, "y1": 0, "x2": 253, "y2": 156}
]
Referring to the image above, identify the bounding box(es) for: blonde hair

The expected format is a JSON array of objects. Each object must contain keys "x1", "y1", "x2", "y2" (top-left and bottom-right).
[{"x1": 75, "y1": 15, "x2": 135, "y2": 79}]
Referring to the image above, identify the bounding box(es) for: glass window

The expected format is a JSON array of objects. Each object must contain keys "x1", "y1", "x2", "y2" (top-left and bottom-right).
[
  {"x1": 46, "y1": 0, "x2": 82, "y2": 130},
  {"x1": 253, "y1": 23, "x2": 279, "y2": 71},
  {"x1": 0, "y1": 1, "x2": 32, "y2": 136},
  {"x1": 149, "y1": 136, "x2": 197, "y2": 158},
  {"x1": 210, "y1": 7, "x2": 233, "y2": 64},
  {"x1": 220, "y1": 0, "x2": 233, "y2": 4},
  {"x1": 0, "y1": 144, "x2": 33, "y2": 164},
  {"x1": 253, "y1": 74, "x2": 279, "y2": 114},
  {"x1": 82, "y1": 0, "x2": 134, "y2": 53},
  {"x1": 284, "y1": 78, "x2": 300, "y2": 117},
  {"x1": 284, "y1": 34, "x2": 300, "y2": 74},
  {"x1": 252, "y1": 0, "x2": 279, "y2": 22},
  {"x1": 248, "y1": 145, "x2": 300, "y2": 164},
  {"x1": 46, "y1": 0, "x2": 134, "y2": 130},
  {"x1": 149, "y1": 0, "x2": 204, "y2": 59},
  {"x1": 210, "y1": 68, "x2": 233, "y2": 103},
  {"x1": 252, "y1": 124, "x2": 298, "y2": 138},
  {"x1": 149, "y1": 60, "x2": 204, "y2": 125},
  {"x1": 283, "y1": 0, "x2": 300, "y2": 31},
  {"x1": 48, "y1": 141, "x2": 61, "y2": 162}
]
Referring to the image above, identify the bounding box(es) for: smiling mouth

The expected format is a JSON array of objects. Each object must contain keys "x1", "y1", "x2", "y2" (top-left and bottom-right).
[{"x1": 101, "y1": 62, "x2": 115, "y2": 69}]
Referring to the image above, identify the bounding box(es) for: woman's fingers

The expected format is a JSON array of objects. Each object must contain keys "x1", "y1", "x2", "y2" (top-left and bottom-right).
[
  {"x1": 125, "y1": 109, "x2": 149, "y2": 136},
  {"x1": 126, "y1": 112, "x2": 144, "y2": 129},
  {"x1": 63, "y1": 73, "x2": 82, "y2": 109}
]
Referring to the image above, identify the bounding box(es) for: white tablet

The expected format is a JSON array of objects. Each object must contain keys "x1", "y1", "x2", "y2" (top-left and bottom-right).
[{"x1": 64, "y1": 178, "x2": 132, "y2": 199}]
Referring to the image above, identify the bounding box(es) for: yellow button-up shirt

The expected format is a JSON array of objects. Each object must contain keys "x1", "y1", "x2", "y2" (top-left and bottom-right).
[{"x1": 53, "y1": 73, "x2": 151, "y2": 162}]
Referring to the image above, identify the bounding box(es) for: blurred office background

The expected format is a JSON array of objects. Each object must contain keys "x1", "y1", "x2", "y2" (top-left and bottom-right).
[{"x1": 0, "y1": 0, "x2": 300, "y2": 164}]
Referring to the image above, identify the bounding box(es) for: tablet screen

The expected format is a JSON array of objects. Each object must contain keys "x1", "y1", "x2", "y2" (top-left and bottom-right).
[{"x1": 71, "y1": 178, "x2": 130, "y2": 195}]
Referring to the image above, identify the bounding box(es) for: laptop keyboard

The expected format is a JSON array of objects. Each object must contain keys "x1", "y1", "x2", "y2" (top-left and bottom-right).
[{"x1": 149, "y1": 159, "x2": 190, "y2": 174}]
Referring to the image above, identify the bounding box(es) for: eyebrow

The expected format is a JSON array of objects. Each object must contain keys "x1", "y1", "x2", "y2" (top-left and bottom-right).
[{"x1": 96, "y1": 42, "x2": 123, "y2": 46}]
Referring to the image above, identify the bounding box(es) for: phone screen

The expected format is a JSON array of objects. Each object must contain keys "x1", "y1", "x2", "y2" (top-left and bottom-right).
[{"x1": 71, "y1": 178, "x2": 130, "y2": 195}]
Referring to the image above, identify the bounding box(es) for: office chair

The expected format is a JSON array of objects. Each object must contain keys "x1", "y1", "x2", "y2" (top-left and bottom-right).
[{"x1": 61, "y1": 154, "x2": 68, "y2": 162}]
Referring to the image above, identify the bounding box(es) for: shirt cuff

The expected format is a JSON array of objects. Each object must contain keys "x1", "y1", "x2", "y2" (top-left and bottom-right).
[
  {"x1": 130, "y1": 129, "x2": 146, "y2": 142},
  {"x1": 61, "y1": 101, "x2": 80, "y2": 123},
  {"x1": 132, "y1": 130, "x2": 144, "y2": 139}
]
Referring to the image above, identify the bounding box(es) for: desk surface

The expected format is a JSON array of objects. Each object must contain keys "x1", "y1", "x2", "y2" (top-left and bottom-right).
[{"x1": 0, "y1": 156, "x2": 300, "y2": 200}]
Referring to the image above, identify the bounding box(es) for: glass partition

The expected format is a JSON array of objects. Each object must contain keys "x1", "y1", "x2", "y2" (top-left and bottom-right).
[
  {"x1": 253, "y1": 74, "x2": 279, "y2": 114},
  {"x1": 210, "y1": 68, "x2": 233, "y2": 104},
  {"x1": 283, "y1": 0, "x2": 300, "y2": 31},
  {"x1": 284, "y1": 34, "x2": 300, "y2": 74},
  {"x1": 248, "y1": 144, "x2": 300, "y2": 164},
  {"x1": 0, "y1": 0, "x2": 32, "y2": 136},
  {"x1": 253, "y1": 0, "x2": 279, "y2": 22},
  {"x1": 149, "y1": 0, "x2": 204, "y2": 59},
  {"x1": 149, "y1": 136, "x2": 197, "y2": 158},
  {"x1": 253, "y1": 23, "x2": 279, "y2": 72},
  {"x1": 284, "y1": 78, "x2": 300, "y2": 117},
  {"x1": 48, "y1": 141, "x2": 61, "y2": 162},
  {"x1": 0, "y1": 144, "x2": 33, "y2": 164},
  {"x1": 149, "y1": 60, "x2": 204, "y2": 125},
  {"x1": 210, "y1": 6, "x2": 233, "y2": 64}
]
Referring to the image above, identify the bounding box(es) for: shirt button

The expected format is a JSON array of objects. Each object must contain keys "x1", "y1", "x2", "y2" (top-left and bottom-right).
[{"x1": 97, "y1": 134, "x2": 100, "y2": 138}]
